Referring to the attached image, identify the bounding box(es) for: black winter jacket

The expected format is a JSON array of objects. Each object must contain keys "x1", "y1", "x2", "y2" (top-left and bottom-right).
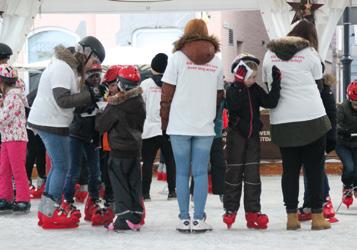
[
  {"x1": 69, "y1": 83, "x2": 99, "y2": 144},
  {"x1": 226, "y1": 81, "x2": 280, "y2": 138},
  {"x1": 96, "y1": 87, "x2": 146, "y2": 158},
  {"x1": 321, "y1": 83, "x2": 337, "y2": 153},
  {"x1": 337, "y1": 100, "x2": 357, "y2": 148}
]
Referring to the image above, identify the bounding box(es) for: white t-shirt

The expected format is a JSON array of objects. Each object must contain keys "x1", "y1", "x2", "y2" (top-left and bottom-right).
[
  {"x1": 162, "y1": 51, "x2": 224, "y2": 136},
  {"x1": 141, "y1": 77, "x2": 162, "y2": 139},
  {"x1": 28, "y1": 57, "x2": 80, "y2": 128},
  {"x1": 262, "y1": 47, "x2": 326, "y2": 125}
]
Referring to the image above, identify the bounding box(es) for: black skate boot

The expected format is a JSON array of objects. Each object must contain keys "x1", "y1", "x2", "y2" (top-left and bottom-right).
[
  {"x1": 0, "y1": 199, "x2": 13, "y2": 214},
  {"x1": 13, "y1": 201, "x2": 31, "y2": 214}
]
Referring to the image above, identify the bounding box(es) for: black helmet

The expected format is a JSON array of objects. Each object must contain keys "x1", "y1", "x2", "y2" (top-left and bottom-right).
[
  {"x1": 231, "y1": 53, "x2": 260, "y2": 73},
  {"x1": 0, "y1": 43, "x2": 13, "y2": 60},
  {"x1": 78, "y1": 36, "x2": 105, "y2": 63}
]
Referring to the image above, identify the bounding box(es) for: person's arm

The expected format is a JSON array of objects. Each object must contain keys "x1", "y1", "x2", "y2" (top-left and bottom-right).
[
  {"x1": 160, "y1": 83, "x2": 176, "y2": 131},
  {"x1": 95, "y1": 105, "x2": 120, "y2": 134},
  {"x1": 52, "y1": 87, "x2": 93, "y2": 109},
  {"x1": 259, "y1": 66, "x2": 281, "y2": 108},
  {"x1": 0, "y1": 94, "x2": 22, "y2": 127}
]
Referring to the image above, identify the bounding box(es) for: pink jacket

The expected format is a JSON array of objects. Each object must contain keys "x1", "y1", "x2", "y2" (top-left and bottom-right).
[{"x1": 0, "y1": 88, "x2": 28, "y2": 142}]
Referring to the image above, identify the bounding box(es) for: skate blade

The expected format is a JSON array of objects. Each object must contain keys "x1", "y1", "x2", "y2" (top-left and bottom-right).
[
  {"x1": 191, "y1": 229, "x2": 213, "y2": 234},
  {"x1": 126, "y1": 220, "x2": 141, "y2": 231},
  {"x1": 41, "y1": 222, "x2": 79, "y2": 229},
  {"x1": 176, "y1": 229, "x2": 191, "y2": 234}
]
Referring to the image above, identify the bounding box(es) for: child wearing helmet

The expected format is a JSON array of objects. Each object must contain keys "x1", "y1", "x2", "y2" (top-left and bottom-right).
[
  {"x1": 335, "y1": 81, "x2": 357, "y2": 208},
  {"x1": 0, "y1": 64, "x2": 31, "y2": 213},
  {"x1": 223, "y1": 53, "x2": 281, "y2": 230},
  {"x1": 96, "y1": 65, "x2": 146, "y2": 231}
]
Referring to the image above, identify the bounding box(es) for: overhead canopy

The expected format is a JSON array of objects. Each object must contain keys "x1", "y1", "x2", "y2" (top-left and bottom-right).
[{"x1": 41, "y1": 0, "x2": 260, "y2": 13}]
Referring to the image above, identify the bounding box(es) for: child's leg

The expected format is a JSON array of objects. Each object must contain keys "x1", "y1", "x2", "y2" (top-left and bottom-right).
[
  {"x1": 161, "y1": 134, "x2": 176, "y2": 194},
  {"x1": 83, "y1": 142, "x2": 101, "y2": 200},
  {"x1": 351, "y1": 149, "x2": 357, "y2": 188},
  {"x1": 141, "y1": 136, "x2": 160, "y2": 197},
  {"x1": 0, "y1": 143, "x2": 13, "y2": 201},
  {"x1": 243, "y1": 135, "x2": 261, "y2": 213},
  {"x1": 335, "y1": 145, "x2": 354, "y2": 188},
  {"x1": 26, "y1": 129, "x2": 36, "y2": 185},
  {"x1": 8, "y1": 141, "x2": 30, "y2": 202},
  {"x1": 127, "y1": 158, "x2": 144, "y2": 224},
  {"x1": 209, "y1": 137, "x2": 226, "y2": 195},
  {"x1": 223, "y1": 129, "x2": 245, "y2": 213}
]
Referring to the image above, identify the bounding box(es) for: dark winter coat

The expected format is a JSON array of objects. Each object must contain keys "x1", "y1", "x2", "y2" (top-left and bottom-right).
[
  {"x1": 160, "y1": 33, "x2": 224, "y2": 131},
  {"x1": 226, "y1": 81, "x2": 280, "y2": 138},
  {"x1": 336, "y1": 100, "x2": 357, "y2": 148},
  {"x1": 321, "y1": 77, "x2": 337, "y2": 153},
  {"x1": 69, "y1": 83, "x2": 100, "y2": 145},
  {"x1": 96, "y1": 87, "x2": 146, "y2": 158}
]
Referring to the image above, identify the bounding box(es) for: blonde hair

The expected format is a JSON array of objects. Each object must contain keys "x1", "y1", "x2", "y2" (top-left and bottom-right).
[{"x1": 184, "y1": 19, "x2": 209, "y2": 36}]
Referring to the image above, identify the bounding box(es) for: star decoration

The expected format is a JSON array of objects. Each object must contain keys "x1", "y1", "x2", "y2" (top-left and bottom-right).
[{"x1": 287, "y1": 0, "x2": 324, "y2": 24}]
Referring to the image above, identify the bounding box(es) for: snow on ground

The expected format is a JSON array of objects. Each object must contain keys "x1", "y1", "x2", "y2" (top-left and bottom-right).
[{"x1": 0, "y1": 175, "x2": 355, "y2": 250}]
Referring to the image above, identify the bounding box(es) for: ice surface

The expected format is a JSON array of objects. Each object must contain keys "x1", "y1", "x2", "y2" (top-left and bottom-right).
[{"x1": 0, "y1": 176, "x2": 355, "y2": 250}]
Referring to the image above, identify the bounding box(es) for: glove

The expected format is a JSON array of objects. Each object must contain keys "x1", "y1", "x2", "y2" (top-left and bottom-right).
[
  {"x1": 272, "y1": 65, "x2": 281, "y2": 83},
  {"x1": 234, "y1": 65, "x2": 247, "y2": 83},
  {"x1": 89, "y1": 84, "x2": 108, "y2": 101}
]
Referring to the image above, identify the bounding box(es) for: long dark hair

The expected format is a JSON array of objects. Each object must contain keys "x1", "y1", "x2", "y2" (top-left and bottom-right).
[{"x1": 287, "y1": 19, "x2": 318, "y2": 51}]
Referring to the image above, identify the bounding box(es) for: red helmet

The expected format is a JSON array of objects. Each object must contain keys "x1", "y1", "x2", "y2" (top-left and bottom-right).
[
  {"x1": 347, "y1": 81, "x2": 357, "y2": 101},
  {"x1": 103, "y1": 65, "x2": 122, "y2": 84},
  {"x1": 117, "y1": 65, "x2": 141, "y2": 91}
]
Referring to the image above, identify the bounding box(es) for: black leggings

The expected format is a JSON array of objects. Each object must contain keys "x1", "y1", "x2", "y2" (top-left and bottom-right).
[
  {"x1": 280, "y1": 135, "x2": 326, "y2": 213},
  {"x1": 26, "y1": 130, "x2": 46, "y2": 183}
]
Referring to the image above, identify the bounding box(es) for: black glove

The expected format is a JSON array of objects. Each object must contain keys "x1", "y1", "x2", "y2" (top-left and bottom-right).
[
  {"x1": 234, "y1": 65, "x2": 248, "y2": 83},
  {"x1": 272, "y1": 65, "x2": 281, "y2": 84},
  {"x1": 89, "y1": 84, "x2": 108, "y2": 101}
]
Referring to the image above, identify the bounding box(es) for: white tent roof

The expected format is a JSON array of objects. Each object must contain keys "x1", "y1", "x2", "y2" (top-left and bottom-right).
[{"x1": 41, "y1": 0, "x2": 260, "y2": 13}]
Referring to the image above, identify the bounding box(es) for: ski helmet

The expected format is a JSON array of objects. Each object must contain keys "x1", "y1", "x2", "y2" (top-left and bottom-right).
[
  {"x1": 231, "y1": 53, "x2": 260, "y2": 73},
  {"x1": 78, "y1": 36, "x2": 106, "y2": 63},
  {"x1": 347, "y1": 81, "x2": 357, "y2": 101},
  {"x1": 86, "y1": 63, "x2": 102, "y2": 79},
  {"x1": 103, "y1": 65, "x2": 122, "y2": 84},
  {"x1": 0, "y1": 64, "x2": 18, "y2": 84},
  {"x1": 0, "y1": 43, "x2": 13, "y2": 60},
  {"x1": 117, "y1": 65, "x2": 141, "y2": 91}
]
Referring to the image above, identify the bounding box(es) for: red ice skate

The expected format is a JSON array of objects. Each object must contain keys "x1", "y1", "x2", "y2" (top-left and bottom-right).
[
  {"x1": 61, "y1": 200, "x2": 81, "y2": 219},
  {"x1": 223, "y1": 211, "x2": 236, "y2": 229},
  {"x1": 245, "y1": 212, "x2": 269, "y2": 229},
  {"x1": 74, "y1": 184, "x2": 88, "y2": 203},
  {"x1": 298, "y1": 207, "x2": 312, "y2": 221},
  {"x1": 323, "y1": 197, "x2": 338, "y2": 223},
  {"x1": 84, "y1": 197, "x2": 100, "y2": 221},
  {"x1": 29, "y1": 184, "x2": 45, "y2": 199},
  {"x1": 38, "y1": 209, "x2": 80, "y2": 229},
  {"x1": 91, "y1": 206, "x2": 114, "y2": 226},
  {"x1": 342, "y1": 188, "x2": 353, "y2": 209}
]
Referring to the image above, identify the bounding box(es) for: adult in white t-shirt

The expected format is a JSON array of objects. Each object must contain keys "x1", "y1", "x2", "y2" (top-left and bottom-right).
[
  {"x1": 141, "y1": 53, "x2": 176, "y2": 201},
  {"x1": 27, "y1": 36, "x2": 106, "y2": 229},
  {"x1": 262, "y1": 20, "x2": 331, "y2": 230},
  {"x1": 160, "y1": 19, "x2": 224, "y2": 233}
]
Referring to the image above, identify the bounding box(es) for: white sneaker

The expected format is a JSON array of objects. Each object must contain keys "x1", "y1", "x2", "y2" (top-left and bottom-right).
[
  {"x1": 191, "y1": 219, "x2": 213, "y2": 233},
  {"x1": 176, "y1": 219, "x2": 191, "y2": 233}
]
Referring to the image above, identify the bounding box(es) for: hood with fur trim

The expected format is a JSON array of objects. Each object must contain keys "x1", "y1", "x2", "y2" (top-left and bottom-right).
[
  {"x1": 266, "y1": 36, "x2": 310, "y2": 61},
  {"x1": 173, "y1": 34, "x2": 220, "y2": 65},
  {"x1": 324, "y1": 73, "x2": 336, "y2": 87},
  {"x1": 108, "y1": 87, "x2": 143, "y2": 105},
  {"x1": 54, "y1": 45, "x2": 79, "y2": 69}
]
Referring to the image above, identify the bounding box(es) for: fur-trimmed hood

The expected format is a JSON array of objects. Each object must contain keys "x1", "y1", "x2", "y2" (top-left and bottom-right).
[
  {"x1": 173, "y1": 34, "x2": 220, "y2": 65},
  {"x1": 266, "y1": 36, "x2": 310, "y2": 61},
  {"x1": 107, "y1": 87, "x2": 143, "y2": 105},
  {"x1": 54, "y1": 45, "x2": 79, "y2": 69},
  {"x1": 324, "y1": 73, "x2": 336, "y2": 87}
]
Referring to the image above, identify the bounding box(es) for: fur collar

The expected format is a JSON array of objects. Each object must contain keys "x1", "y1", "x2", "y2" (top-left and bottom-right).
[
  {"x1": 173, "y1": 34, "x2": 220, "y2": 53},
  {"x1": 108, "y1": 87, "x2": 143, "y2": 105},
  {"x1": 267, "y1": 36, "x2": 310, "y2": 61},
  {"x1": 54, "y1": 45, "x2": 79, "y2": 69},
  {"x1": 324, "y1": 73, "x2": 336, "y2": 87}
]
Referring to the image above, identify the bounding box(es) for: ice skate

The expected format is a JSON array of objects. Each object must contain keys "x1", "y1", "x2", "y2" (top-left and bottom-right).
[
  {"x1": 342, "y1": 187, "x2": 353, "y2": 208},
  {"x1": 0, "y1": 199, "x2": 13, "y2": 214},
  {"x1": 223, "y1": 211, "x2": 236, "y2": 229},
  {"x1": 12, "y1": 201, "x2": 31, "y2": 214},
  {"x1": 176, "y1": 219, "x2": 191, "y2": 233},
  {"x1": 297, "y1": 207, "x2": 312, "y2": 221},
  {"x1": 84, "y1": 196, "x2": 100, "y2": 221},
  {"x1": 191, "y1": 218, "x2": 213, "y2": 233},
  {"x1": 61, "y1": 200, "x2": 81, "y2": 218},
  {"x1": 245, "y1": 212, "x2": 269, "y2": 229},
  {"x1": 91, "y1": 202, "x2": 114, "y2": 226}
]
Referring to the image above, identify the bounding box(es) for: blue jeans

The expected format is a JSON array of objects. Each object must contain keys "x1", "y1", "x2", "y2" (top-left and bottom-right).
[
  {"x1": 64, "y1": 137, "x2": 101, "y2": 202},
  {"x1": 335, "y1": 144, "x2": 357, "y2": 187},
  {"x1": 170, "y1": 135, "x2": 214, "y2": 220},
  {"x1": 38, "y1": 130, "x2": 70, "y2": 203}
]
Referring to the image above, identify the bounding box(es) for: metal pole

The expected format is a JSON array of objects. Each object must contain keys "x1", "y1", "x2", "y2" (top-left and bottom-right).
[{"x1": 341, "y1": 7, "x2": 353, "y2": 100}]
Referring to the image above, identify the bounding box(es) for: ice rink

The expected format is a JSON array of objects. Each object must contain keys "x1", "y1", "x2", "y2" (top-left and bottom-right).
[{"x1": 0, "y1": 175, "x2": 355, "y2": 250}]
